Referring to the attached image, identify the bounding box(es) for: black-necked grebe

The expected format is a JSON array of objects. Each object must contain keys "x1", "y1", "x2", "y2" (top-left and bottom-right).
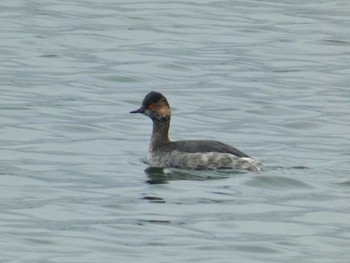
[{"x1": 130, "y1": 91, "x2": 262, "y2": 172}]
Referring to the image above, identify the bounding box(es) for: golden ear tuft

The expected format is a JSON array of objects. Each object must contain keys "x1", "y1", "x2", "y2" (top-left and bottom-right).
[{"x1": 157, "y1": 101, "x2": 171, "y2": 117}]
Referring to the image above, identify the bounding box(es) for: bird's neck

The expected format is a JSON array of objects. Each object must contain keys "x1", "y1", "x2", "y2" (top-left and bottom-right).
[{"x1": 150, "y1": 117, "x2": 171, "y2": 150}]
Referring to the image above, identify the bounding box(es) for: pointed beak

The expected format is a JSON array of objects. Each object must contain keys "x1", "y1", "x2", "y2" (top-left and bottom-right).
[{"x1": 130, "y1": 107, "x2": 145, "y2": 114}]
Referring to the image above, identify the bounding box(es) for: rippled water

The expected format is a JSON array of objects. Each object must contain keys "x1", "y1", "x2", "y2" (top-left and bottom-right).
[{"x1": 1, "y1": 0, "x2": 350, "y2": 262}]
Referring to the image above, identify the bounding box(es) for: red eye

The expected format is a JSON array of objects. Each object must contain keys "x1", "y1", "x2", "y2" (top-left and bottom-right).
[{"x1": 148, "y1": 104, "x2": 155, "y2": 109}]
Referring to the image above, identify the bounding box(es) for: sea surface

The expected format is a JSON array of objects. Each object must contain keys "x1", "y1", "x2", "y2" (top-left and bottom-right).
[{"x1": 1, "y1": 0, "x2": 350, "y2": 262}]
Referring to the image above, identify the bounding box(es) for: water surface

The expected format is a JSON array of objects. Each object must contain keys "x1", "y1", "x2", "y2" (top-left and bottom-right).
[{"x1": 1, "y1": 0, "x2": 350, "y2": 262}]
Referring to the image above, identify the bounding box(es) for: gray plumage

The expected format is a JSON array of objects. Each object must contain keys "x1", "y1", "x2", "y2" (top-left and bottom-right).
[{"x1": 131, "y1": 91, "x2": 262, "y2": 171}]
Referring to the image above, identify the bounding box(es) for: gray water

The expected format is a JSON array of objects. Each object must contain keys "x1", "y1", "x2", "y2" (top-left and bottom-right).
[{"x1": 1, "y1": 0, "x2": 350, "y2": 262}]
